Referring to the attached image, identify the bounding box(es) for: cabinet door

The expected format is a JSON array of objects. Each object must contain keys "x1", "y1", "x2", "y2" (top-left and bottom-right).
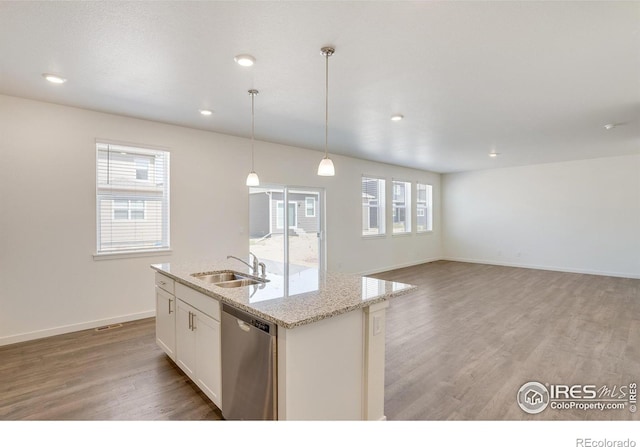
[
  {"x1": 155, "y1": 287, "x2": 176, "y2": 360},
  {"x1": 176, "y1": 300, "x2": 197, "y2": 380},
  {"x1": 195, "y1": 311, "x2": 222, "y2": 407}
]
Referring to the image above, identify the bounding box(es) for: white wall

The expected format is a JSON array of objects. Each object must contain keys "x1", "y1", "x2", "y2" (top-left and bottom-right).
[
  {"x1": 254, "y1": 141, "x2": 442, "y2": 275},
  {"x1": 0, "y1": 95, "x2": 441, "y2": 344},
  {"x1": 442, "y1": 155, "x2": 640, "y2": 278}
]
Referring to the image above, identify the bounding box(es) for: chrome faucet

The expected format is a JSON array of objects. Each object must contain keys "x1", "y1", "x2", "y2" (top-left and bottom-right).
[{"x1": 227, "y1": 252, "x2": 266, "y2": 278}]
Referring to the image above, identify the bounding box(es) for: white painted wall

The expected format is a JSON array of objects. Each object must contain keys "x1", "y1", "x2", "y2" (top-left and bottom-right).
[
  {"x1": 442, "y1": 155, "x2": 640, "y2": 278},
  {"x1": 0, "y1": 95, "x2": 441, "y2": 344},
  {"x1": 254, "y1": 140, "x2": 442, "y2": 275}
]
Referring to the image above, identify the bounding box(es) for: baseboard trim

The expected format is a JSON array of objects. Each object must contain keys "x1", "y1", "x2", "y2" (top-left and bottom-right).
[
  {"x1": 442, "y1": 257, "x2": 640, "y2": 279},
  {"x1": 357, "y1": 257, "x2": 443, "y2": 276},
  {"x1": 0, "y1": 310, "x2": 155, "y2": 347}
]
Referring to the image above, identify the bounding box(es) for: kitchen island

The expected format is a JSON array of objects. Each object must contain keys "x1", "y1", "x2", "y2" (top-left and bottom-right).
[{"x1": 151, "y1": 260, "x2": 415, "y2": 420}]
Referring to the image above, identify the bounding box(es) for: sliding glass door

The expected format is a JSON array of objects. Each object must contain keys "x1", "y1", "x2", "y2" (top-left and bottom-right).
[{"x1": 249, "y1": 186, "x2": 324, "y2": 275}]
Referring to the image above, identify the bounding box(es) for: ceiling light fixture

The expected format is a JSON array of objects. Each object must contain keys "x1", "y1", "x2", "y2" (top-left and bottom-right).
[
  {"x1": 604, "y1": 123, "x2": 616, "y2": 130},
  {"x1": 234, "y1": 54, "x2": 256, "y2": 67},
  {"x1": 246, "y1": 89, "x2": 260, "y2": 187},
  {"x1": 489, "y1": 152, "x2": 499, "y2": 158},
  {"x1": 42, "y1": 73, "x2": 67, "y2": 84},
  {"x1": 199, "y1": 109, "x2": 213, "y2": 116},
  {"x1": 317, "y1": 47, "x2": 336, "y2": 177},
  {"x1": 391, "y1": 114, "x2": 404, "y2": 121}
]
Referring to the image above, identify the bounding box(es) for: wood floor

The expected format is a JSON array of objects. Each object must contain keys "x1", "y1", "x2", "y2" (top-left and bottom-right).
[
  {"x1": 374, "y1": 261, "x2": 640, "y2": 420},
  {"x1": 0, "y1": 261, "x2": 638, "y2": 420},
  {"x1": 0, "y1": 318, "x2": 221, "y2": 420}
]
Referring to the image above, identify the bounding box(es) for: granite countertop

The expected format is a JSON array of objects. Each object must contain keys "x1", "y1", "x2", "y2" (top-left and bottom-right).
[{"x1": 151, "y1": 260, "x2": 416, "y2": 329}]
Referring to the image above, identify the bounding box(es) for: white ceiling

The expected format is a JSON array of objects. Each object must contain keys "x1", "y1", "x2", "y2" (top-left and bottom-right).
[{"x1": 1, "y1": 1, "x2": 638, "y2": 173}]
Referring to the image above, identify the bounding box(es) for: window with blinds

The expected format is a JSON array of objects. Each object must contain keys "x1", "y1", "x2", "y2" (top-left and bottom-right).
[
  {"x1": 416, "y1": 183, "x2": 433, "y2": 233},
  {"x1": 392, "y1": 180, "x2": 411, "y2": 234},
  {"x1": 96, "y1": 142, "x2": 170, "y2": 255},
  {"x1": 362, "y1": 176, "x2": 386, "y2": 236}
]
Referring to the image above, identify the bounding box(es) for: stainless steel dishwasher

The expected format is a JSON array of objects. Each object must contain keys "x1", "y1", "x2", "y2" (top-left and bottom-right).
[{"x1": 221, "y1": 304, "x2": 277, "y2": 420}]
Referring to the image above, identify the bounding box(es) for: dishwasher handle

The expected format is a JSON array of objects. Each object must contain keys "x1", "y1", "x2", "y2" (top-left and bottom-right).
[{"x1": 237, "y1": 319, "x2": 251, "y2": 332}]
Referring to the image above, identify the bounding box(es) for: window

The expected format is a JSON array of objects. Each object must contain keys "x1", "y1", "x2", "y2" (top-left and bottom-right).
[
  {"x1": 305, "y1": 197, "x2": 316, "y2": 217},
  {"x1": 362, "y1": 176, "x2": 386, "y2": 236},
  {"x1": 113, "y1": 199, "x2": 145, "y2": 220},
  {"x1": 392, "y1": 180, "x2": 411, "y2": 234},
  {"x1": 96, "y1": 142, "x2": 170, "y2": 255},
  {"x1": 135, "y1": 158, "x2": 150, "y2": 180},
  {"x1": 276, "y1": 201, "x2": 297, "y2": 229},
  {"x1": 416, "y1": 183, "x2": 433, "y2": 232}
]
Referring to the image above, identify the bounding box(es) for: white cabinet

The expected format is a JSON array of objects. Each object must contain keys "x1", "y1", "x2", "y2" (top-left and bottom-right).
[
  {"x1": 175, "y1": 283, "x2": 222, "y2": 408},
  {"x1": 155, "y1": 273, "x2": 176, "y2": 360},
  {"x1": 194, "y1": 310, "x2": 221, "y2": 404},
  {"x1": 176, "y1": 300, "x2": 197, "y2": 377}
]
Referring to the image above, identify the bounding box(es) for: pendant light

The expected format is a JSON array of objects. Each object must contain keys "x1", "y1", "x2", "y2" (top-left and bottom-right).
[
  {"x1": 317, "y1": 47, "x2": 336, "y2": 176},
  {"x1": 246, "y1": 89, "x2": 260, "y2": 186}
]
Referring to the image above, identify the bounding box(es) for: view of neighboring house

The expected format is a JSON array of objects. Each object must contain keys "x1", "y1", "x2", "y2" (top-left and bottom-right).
[
  {"x1": 96, "y1": 142, "x2": 170, "y2": 253},
  {"x1": 249, "y1": 189, "x2": 319, "y2": 238}
]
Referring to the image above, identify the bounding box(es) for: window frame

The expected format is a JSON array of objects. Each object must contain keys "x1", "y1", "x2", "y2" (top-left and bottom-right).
[
  {"x1": 361, "y1": 175, "x2": 386, "y2": 238},
  {"x1": 112, "y1": 199, "x2": 146, "y2": 221},
  {"x1": 305, "y1": 197, "x2": 316, "y2": 217},
  {"x1": 94, "y1": 140, "x2": 171, "y2": 260},
  {"x1": 391, "y1": 179, "x2": 412, "y2": 235},
  {"x1": 416, "y1": 182, "x2": 433, "y2": 233}
]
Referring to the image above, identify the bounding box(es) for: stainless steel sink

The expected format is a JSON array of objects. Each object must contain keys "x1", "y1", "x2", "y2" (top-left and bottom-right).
[
  {"x1": 190, "y1": 271, "x2": 267, "y2": 288},
  {"x1": 192, "y1": 272, "x2": 244, "y2": 283},
  {"x1": 215, "y1": 279, "x2": 262, "y2": 288}
]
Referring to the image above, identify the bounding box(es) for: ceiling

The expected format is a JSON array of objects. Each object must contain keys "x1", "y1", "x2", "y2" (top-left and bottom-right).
[{"x1": 1, "y1": 1, "x2": 638, "y2": 173}]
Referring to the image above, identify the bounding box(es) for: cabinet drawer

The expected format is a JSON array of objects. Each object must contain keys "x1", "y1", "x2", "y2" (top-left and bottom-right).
[
  {"x1": 175, "y1": 283, "x2": 220, "y2": 321},
  {"x1": 155, "y1": 272, "x2": 175, "y2": 295}
]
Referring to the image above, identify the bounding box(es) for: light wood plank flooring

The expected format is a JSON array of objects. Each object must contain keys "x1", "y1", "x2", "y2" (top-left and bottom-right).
[
  {"x1": 0, "y1": 261, "x2": 638, "y2": 420},
  {"x1": 373, "y1": 261, "x2": 640, "y2": 420}
]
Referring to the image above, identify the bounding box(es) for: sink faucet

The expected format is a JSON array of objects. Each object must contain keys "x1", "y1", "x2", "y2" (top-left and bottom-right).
[{"x1": 227, "y1": 252, "x2": 266, "y2": 278}]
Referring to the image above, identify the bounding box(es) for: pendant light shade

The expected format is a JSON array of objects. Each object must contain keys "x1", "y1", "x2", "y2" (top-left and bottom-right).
[
  {"x1": 317, "y1": 157, "x2": 335, "y2": 176},
  {"x1": 246, "y1": 89, "x2": 260, "y2": 186},
  {"x1": 317, "y1": 47, "x2": 336, "y2": 177},
  {"x1": 246, "y1": 171, "x2": 260, "y2": 186}
]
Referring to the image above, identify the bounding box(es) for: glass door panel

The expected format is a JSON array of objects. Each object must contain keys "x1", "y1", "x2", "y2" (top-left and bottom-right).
[
  {"x1": 249, "y1": 186, "x2": 324, "y2": 277},
  {"x1": 287, "y1": 188, "x2": 321, "y2": 273},
  {"x1": 249, "y1": 186, "x2": 285, "y2": 274}
]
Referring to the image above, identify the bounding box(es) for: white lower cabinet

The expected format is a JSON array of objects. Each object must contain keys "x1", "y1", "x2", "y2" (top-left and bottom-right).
[
  {"x1": 155, "y1": 274, "x2": 176, "y2": 361},
  {"x1": 174, "y1": 284, "x2": 222, "y2": 408}
]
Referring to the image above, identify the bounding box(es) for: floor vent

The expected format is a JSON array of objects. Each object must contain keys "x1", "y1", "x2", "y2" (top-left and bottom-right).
[{"x1": 95, "y1": 323, "x2": 123, "y2": 332}]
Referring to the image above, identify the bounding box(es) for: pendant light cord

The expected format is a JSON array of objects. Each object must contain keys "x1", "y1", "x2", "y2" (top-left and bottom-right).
[
  {"x1": 251, "y1": 91, "x2": 255, "y2": 171},
  {"x1": 324, "y1": 51, "x2": 329, "y2": 159}
]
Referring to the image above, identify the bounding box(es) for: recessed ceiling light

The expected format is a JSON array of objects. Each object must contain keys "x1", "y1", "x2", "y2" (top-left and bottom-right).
[
  {"x1": 390, "y1": 114, "x2": 404, "y2": 121},
  {"x1": 42, "y1": 73, "x2": 67, "y2": 84},
  {"x1": 489, "y1": 152, "x2": 499, "y2": 158},
  {"x1": 234, "y1": 54, "x2": 256, "y2": 67},
  {"x1": 199, "y1": 109, "x2": 213, "y2": 116},
  {"x1": 604, "y1": 123, "x2": 616, "y2": 130}
]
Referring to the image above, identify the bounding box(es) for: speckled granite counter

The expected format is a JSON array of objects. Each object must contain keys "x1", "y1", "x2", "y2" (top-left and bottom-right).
[{"x1": 151, "y1": 260, "x2": 416, "y2": 329}]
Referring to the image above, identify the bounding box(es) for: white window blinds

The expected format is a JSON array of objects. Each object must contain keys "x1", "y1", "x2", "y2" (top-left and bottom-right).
[
  {"x1": 96, "y1": 142, "x2": 170, "y2": 255},
  {"x1": 362, "y1": 176, "x2": 386, "y2": 236}
]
